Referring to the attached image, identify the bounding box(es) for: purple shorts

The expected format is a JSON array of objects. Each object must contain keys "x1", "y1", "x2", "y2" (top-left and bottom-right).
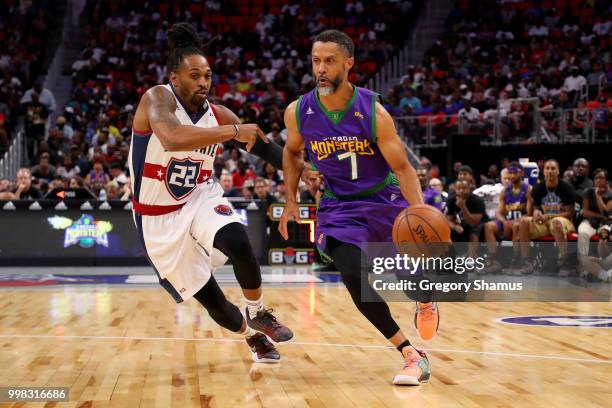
[{"x1": 315, "y1": 184, "x2": 408, "y2": 257}]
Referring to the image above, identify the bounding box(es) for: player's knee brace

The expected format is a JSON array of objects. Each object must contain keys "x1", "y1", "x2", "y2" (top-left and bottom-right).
[{"x1": 213, "y1": 222, "x2": 261, "y2": 289}]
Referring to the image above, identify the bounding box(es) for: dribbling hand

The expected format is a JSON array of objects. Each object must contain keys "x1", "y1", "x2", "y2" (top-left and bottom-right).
[
  {"x1": 233, "y1": 123, "x2": 268, "y2": 152},
  {"x1": 279, "y1": 202, "x2": 300, "y2": 240}
]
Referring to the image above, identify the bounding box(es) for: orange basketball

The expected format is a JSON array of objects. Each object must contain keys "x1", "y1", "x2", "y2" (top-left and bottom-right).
[{"x1": 392, "y1": 204, "x2": 451, "y2": 256}]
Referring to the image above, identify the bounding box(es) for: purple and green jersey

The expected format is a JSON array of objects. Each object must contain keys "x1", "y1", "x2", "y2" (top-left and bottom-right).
[
  {"x1": 504, "y1": 182, "x2": 529, "y2": 220},
  {"x1": 297, "y1": 85, "x2": 408, "y2": 256},
  {"x1": 423, "y1": 187, "x2": 444, "y2": 211}
]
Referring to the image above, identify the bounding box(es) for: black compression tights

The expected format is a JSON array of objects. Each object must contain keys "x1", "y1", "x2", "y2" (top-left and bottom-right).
[
  {"x1": 192, "y1": 277, "x2": 243, "y2": 332},
  {"x1": 328, "y1": 238, "x2": 400, "y2": 339},
  {"x1": 213, "y1": 222, "x2": 262, "y2": 290}
]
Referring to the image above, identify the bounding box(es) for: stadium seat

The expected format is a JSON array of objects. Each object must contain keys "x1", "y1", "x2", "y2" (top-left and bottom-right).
[
  {"x1": 189, "y1": 4, "x2": 204, "y2": 14},
  {"x1": 586, "y1": 101, "x2": 601, "y2": 110},
  {"x1": 212, "y1": 16, "x2": 226, "y2": 25},
  {"x1": 228, "y1": 16, "x2": 243, "y2": 27}
]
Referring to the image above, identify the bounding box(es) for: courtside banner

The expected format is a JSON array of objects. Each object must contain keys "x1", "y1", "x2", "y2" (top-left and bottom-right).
[
  {"x1": 361, "y1": 243, "x2": 611, "y2": 302},
  {"x1": 0, "y1": 200, "x2": 268, "y2": 265}
]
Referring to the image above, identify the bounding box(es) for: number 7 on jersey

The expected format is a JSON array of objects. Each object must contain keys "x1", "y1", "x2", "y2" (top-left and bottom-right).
[{"x1": 337, "y1": 152, "x2": 359, "y2": 180}]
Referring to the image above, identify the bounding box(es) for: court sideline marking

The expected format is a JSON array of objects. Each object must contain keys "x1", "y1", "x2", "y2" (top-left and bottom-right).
[{"x1": 0, "y1": 333, "x2": 609, "y2": 364}]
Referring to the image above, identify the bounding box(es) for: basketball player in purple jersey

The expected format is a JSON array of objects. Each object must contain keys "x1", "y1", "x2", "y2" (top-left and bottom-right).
[
  {"x1": 279, "y1": 30, "x2": 438, "y2": 385},
  {"x1": 130, "y1": 23, "x2": 295, "y2": 363},
  {"x1": 483, "y1": 161, "x2": 529, "y2": 272}
]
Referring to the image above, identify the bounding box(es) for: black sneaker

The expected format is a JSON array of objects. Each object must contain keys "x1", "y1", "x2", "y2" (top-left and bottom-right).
[
  {"x1": 246, "y1": 308, "x2": 294, "y2": 343},
  {"x1": 246, "y1": 333, "x2": 280, "y2": 363}
]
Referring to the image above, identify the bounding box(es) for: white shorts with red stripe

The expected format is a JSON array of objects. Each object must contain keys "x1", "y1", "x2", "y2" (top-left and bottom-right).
[{"x1": 136, "y1": 179, "x2": 242, "y2": 301}]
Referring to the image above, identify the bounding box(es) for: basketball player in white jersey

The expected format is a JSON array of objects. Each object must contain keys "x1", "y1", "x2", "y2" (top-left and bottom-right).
[{"x1": 128, "y1": 23, "x2": 294, "y2": 362}]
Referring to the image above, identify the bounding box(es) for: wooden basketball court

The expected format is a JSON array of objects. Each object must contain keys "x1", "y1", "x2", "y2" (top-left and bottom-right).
[{"x1": 0, "y1": 274, "x2": 610, "y2": 407}]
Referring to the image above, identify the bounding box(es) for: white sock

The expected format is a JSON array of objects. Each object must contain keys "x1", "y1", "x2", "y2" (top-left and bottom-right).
[
  {"x1": 246, "y1": 295, "x2": 264, "y2": 319},
  {"x1": 241, "y1": 325, "x2": 258, "y2": 339}
]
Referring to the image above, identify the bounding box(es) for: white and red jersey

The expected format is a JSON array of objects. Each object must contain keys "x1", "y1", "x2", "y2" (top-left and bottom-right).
[{"x1": 129, "y1": 84, "x2": 223, "y2": 214}]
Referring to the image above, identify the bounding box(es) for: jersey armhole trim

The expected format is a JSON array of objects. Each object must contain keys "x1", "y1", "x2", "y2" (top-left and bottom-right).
[
  {"x1": 209, "y1": 102, "x2": 221, "y2": 125},
  {"x1": 371, "y1": 93, "x2": 378, "y2": 144},
  {"x1": 133, "y1": 128, "x2": 152, "y2": 137},
  {"x1": 296, "y1": 96, "x2": 303, "y2": 134}
]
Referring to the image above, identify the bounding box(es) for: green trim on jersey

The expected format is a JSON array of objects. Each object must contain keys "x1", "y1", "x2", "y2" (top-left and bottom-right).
[
  {"x1": 371, "y1": 92, "x2": 379, "y2": 144},
  {"x1": 295, "y1": 95, "x2": 303, "y2": 134},
  {"x1": 314, "y1": 85, "x2": 358, "y2": 125},
  {"x1": 322, "y1": 171, "x2": 399, "y2": 201}
]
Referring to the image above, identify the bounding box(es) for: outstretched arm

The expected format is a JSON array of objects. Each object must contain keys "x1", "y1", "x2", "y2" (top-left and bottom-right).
[
  {"x1": 213, "y1": 104, "x2": 282, "y2": 168},
  {"x1": 133, "y1": 86, "x2": 266, "y2": 151},
  {"x1": 375, "y1": 102, "x2": 424, "y2": 206}
]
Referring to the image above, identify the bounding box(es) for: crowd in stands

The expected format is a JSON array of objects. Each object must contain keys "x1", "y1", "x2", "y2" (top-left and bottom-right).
[
  {"x1": 0, "y1": 0, "x2": 53, "y2": 156},
  {"x1": 385, "y1": 0, "x2": 612, "y2": 144},
  {"x1": 0, "y1": 0, "x2": 420, "y2": 202}
]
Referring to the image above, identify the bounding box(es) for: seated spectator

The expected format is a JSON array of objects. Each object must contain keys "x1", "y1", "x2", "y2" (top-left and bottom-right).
[
  {"x1": 220, "y1": 172, "x2": 241, "y2": 198},
  {"x1": 105, "y1": 180, "x2": 121, "y2": 200},
  {"x1": 86, "y1": 161, "x2": 110, "y2": 195},
  {"x1": 48, "y1": 176, "x2": 67, "y2": 191},
  {"x1": 417, "y1": 167, "x2": 443, "y2": 210},
  {"x1": 233, "y1": 159, "x2": 256, "y2": 189},
  {"x1": 225, "y1": 147, "x2": 242, "y2": 173},
  {"x1": 0, "y1": 178, "x2": 12, "y2": 200},
  {"x1": 571, "y1": 158, "x2": 593, "y2": 205},
  {"x1": 57, "y1": 155, "x2": 81, "y2": 180},
  {"x1": 483, "y1": 164, "x2": 529, "y2": 272},
  {"x1": 9, "y1": 168, "x2": 43, "y2": 200},
  {"x1": 241, "y1": 179, "x2": 254, "y2": 200},
  {"x1": 428, "y1": 178, "x2": 447, "y2": 206},
  {"x1": 109, "y1": 162, "x2": 129, "y2": 186},
  {"x1": 261, "y1": 162, "x2": 281, "y2": 190},
  {"x1": 55, "y1": 115, "x2": 74, "y2": 141},
  {"x1": 457, "y1": 165, "x2": 476, "y2": 190},
  {"x1": 563, "y1": 168, "x2": 575, "y2": 185},
  {"x1": 515, "y1": 160, "x2": 576, "y2": 275},
  {"x1": 446, "y1": 179, "x2": 488, "y2": 257},
  {"x1": 577, "y1": 169, "x2": 611, "y2": 262},
  {"x1": 31, "y1": 152, "x2": 58, "y2": 183},
  {"x1": 300, "y1": 171, "x2": 322, "y2": 205},
  {"x1": 253, "y1": 177, "x2": 275, "y2": 209},
  {"x1": 69, "y1": 176, "x2": 86, "y2": 189},
  {"x1": 479, "y1": 164, "x2": 500, "y2": 186}
]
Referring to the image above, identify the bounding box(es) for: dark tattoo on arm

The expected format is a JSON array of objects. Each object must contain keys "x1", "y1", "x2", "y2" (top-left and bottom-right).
[{"x1": 148, "y1": 87, "x2": 181, "y2": 129}]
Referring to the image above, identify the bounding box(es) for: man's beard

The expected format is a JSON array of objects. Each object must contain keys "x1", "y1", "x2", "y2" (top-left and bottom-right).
[{"x1": 316, "y1": 74, "x2": 342, "y2": 96}]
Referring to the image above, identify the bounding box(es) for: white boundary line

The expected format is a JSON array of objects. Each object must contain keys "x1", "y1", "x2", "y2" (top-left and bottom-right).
[
  {"x1": 0, "y1": 333, "x2": 609, "y2": 364},
  {"x1": 494, "y1": 316, "x2": 612, "y2": 329}
]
